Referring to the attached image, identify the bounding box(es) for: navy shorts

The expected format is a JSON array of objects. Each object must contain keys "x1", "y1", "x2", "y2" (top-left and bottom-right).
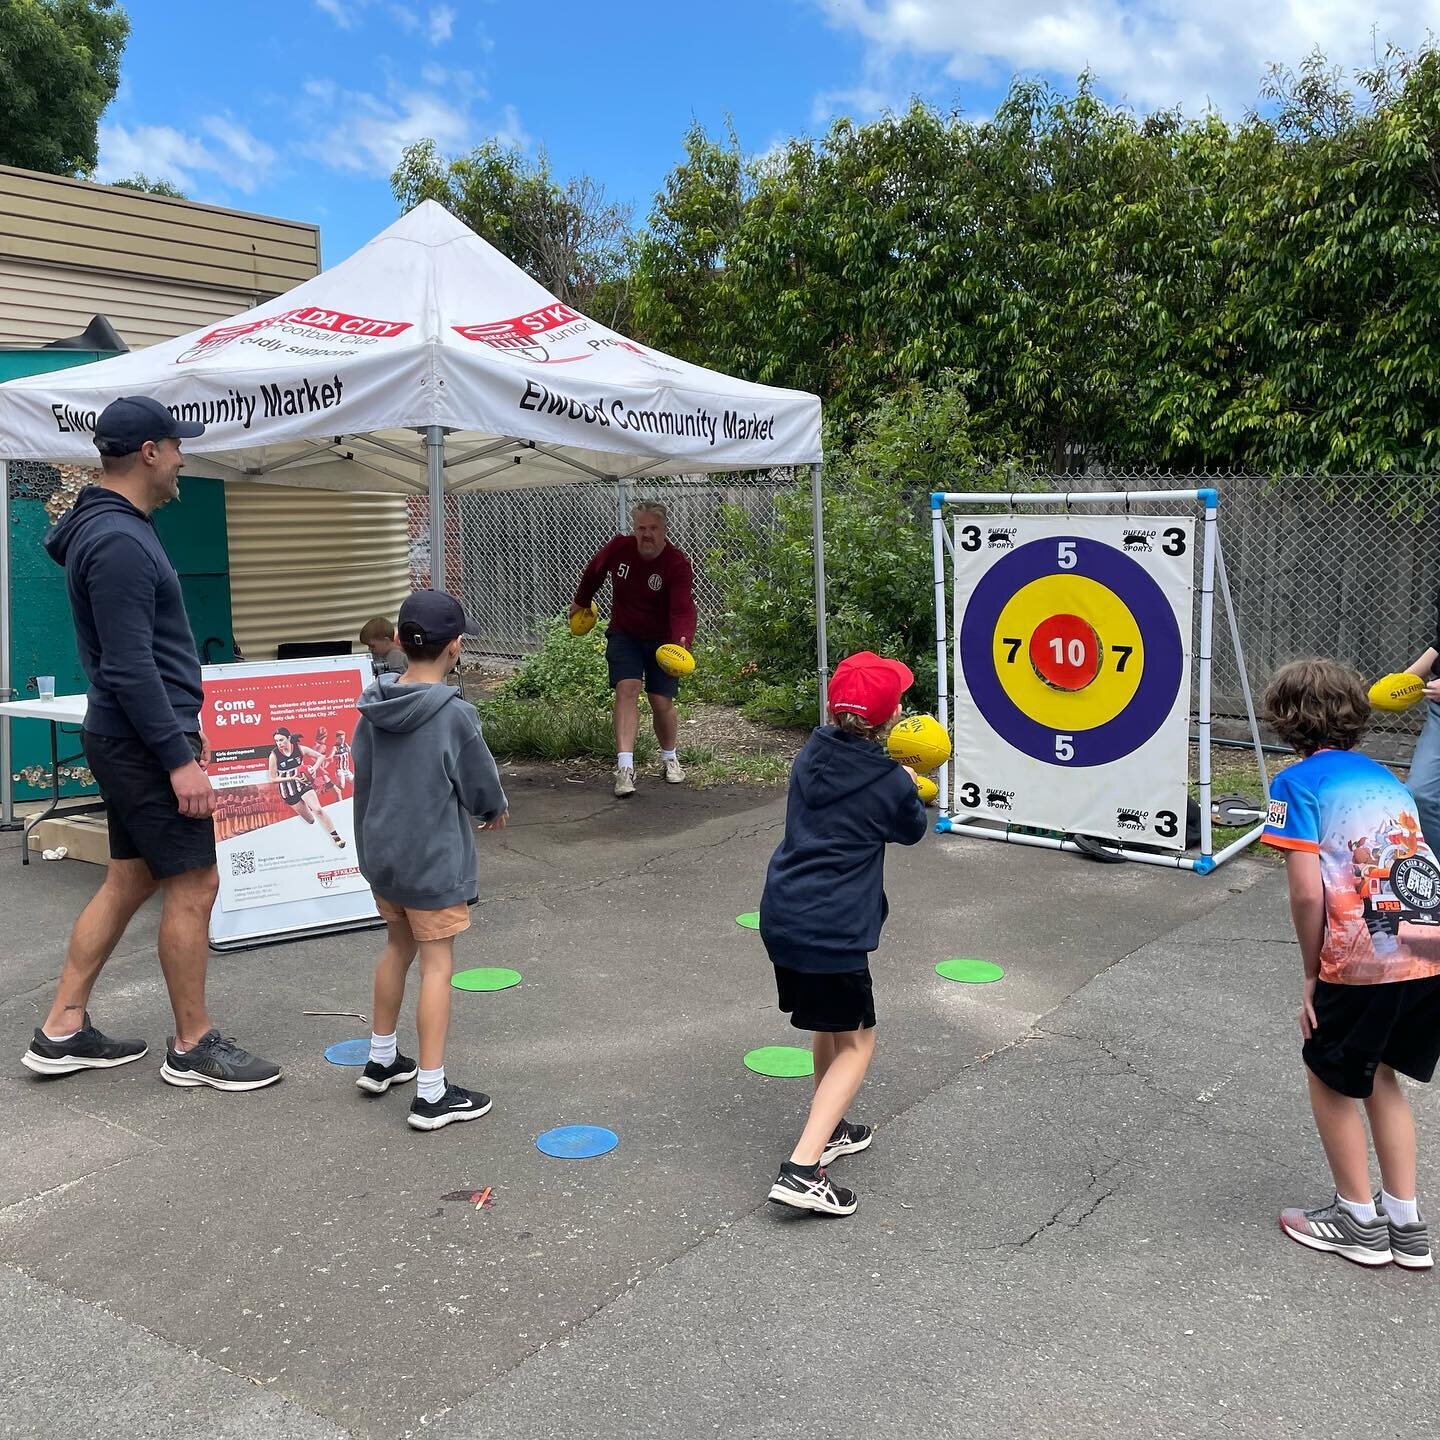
[
  {"x1": 83, "y1": 731, "x2": 216, "y2": 880},
  {"x1": 605, "y1": 629, "x2": 679, "y2": 698},
  {"x1": 1303, "y1": 974, "x2": 1440, "y2": 1098},
  {"x1": 774, "y1": 964, "x2": 876, "y2": 1032}
]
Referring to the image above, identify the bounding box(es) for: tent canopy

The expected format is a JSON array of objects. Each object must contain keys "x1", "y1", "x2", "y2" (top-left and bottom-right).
[{"x1": 0, "y1": 200, "x2": 822, "y2": 493}]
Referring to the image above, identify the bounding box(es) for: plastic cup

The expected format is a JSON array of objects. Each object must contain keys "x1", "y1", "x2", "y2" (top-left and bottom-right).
[{"x1": 36, "y1": 676, "x2": 55, "y2": 701}]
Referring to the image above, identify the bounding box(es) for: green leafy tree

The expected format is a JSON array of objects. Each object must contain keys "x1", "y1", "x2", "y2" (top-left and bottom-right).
[
  {"x1": 392, "y1": 138, "x2": 632, "y2": 324},
  {"x1": 110, "y1": 171, "x2": 185, "y2": 197},
  {"x1": 0, "y1": 0, "x2": 129, "y2": 176}
]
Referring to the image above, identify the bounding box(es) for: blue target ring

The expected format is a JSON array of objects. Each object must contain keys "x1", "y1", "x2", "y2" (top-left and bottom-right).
[
  {"x1": 961, "y1": 536, "x2": 1183, "y2": 768},
  {"x1": 324, "y1": 1038, "x2": 371, "y2": 1066},
  {"x1": 536, "y1": 1124, "x2": 619, "y2": 1159}
]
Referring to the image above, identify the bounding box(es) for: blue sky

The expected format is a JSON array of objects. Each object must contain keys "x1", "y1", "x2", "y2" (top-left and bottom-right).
[{"x1": 96, "y1": 0, "x2": 1440, "y2": 265}]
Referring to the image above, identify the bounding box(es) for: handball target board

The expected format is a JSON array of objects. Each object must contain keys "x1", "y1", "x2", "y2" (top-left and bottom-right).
[{"x1": 951, "y1": 515, "x2": 1193, "y2": 849}]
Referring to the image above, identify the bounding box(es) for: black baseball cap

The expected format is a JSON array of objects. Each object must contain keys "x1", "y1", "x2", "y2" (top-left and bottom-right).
[
  {"x1": 397, "y1": 590, "x2": 480, "y2": 647},
  {"x1": 93, "y1": 395, "x2": 205, "y2": 457}
]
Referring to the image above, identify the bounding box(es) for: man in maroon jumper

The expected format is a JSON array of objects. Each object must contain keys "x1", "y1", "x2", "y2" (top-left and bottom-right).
[{"x1": 570, "y1": 502, "x2": 697, "y2": 798}]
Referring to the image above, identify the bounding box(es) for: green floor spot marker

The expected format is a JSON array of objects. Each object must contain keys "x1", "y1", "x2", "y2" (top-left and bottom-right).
[
  {"x1": 935, "y1": 957, "x2": 1005, "y2": 985},
  {"x1": 452, "y1": 967, "x2": 523, "y2": 992},
  {"x1": 744, "y1": 1045, "x2": 814, "y2": 1078},
  {"x1": 735, "y1": 912, "x2": 761, "y2": 930}
]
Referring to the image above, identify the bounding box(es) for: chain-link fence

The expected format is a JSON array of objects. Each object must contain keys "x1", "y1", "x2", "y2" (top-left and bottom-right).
[
  {"x1": 403, "y1": 467, "x2": 1432, "y2": 764},
  {"x1": 407, "y1": 473, "x2": 793, "y2": 657}
]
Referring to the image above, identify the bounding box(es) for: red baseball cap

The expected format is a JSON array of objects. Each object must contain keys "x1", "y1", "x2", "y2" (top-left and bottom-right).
[{"x1": 828, "y1": 651, "x2": 914, "y2": 725}]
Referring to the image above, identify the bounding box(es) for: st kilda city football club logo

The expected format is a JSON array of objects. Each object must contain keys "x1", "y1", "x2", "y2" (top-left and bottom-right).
[
  {"x1": 453, "y1": 303, "x2": 595, "y2": 364},
  {"x1": 176, "y1": 307, "x2": 412, "y2": 365}
]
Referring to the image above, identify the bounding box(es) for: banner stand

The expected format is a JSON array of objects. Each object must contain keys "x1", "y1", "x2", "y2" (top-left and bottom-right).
[{"x1": 930, "y1": 487, "x2": 1267, "y2": 874}]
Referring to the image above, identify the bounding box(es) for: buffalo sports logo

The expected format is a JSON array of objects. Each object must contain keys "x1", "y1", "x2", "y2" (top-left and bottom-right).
[{"x1": 177, "y1": 307, "x2": 411, "y2": 365}]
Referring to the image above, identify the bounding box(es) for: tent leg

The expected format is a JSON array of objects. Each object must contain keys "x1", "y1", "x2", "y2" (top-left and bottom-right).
[
  {"x1": 811, "y1": 463, "x2": 828, "y2": 724},
  {"x1": 0, "y1": 458, "x2": 12, "y2": 829},
  {"x1": 426, "y1": 426, "x2": 446, "y2": 592}
]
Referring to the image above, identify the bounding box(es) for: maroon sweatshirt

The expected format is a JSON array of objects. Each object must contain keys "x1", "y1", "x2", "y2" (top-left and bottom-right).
[{"x1": 574, "y1": 535, "x2": 697, "y2": 647}]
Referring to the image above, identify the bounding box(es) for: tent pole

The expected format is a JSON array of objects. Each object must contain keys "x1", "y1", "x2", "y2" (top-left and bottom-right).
[
  {"x1": 811, "y1": 463, "x2": 828, "y2": 724},
  {"x1": 0, "y1": 459, "x2": 12, "y2": 828},
  {"x1": 426, "y1": 426, "x2": 446, "y2": 592}
]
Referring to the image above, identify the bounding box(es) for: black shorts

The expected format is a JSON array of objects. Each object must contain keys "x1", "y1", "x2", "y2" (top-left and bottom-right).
[
  {"x1": 1303, "y1": 974, "x2": 1440, "y2": 1098},
  {"x1": 605, "y1": 629, "x2": 679, "y2": 699},
  {"x1": 774, "y1": 964, "x2": 876, "y2": 1032},
  {"x1": 83, "y1": 731, "x2": 216, "y2": 881}
]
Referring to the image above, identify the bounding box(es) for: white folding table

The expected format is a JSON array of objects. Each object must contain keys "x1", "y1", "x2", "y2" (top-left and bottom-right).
[{"x1": 0, "y1": 694, "x2": 98, "y2": 865}]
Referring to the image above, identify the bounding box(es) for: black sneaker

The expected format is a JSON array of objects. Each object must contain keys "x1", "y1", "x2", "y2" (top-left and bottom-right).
[
  {"x1": 21, "y1": 1014, "x2": 146, "y2": 1076},
  {"x1": 767, "y1": 1162, "x2": 858, "y2": 1216},
  {"x1": 159, "y1": 1030, "x2": 282, "y2": 1091},
  {"x1": 820, "y1": 1118, "x2": 875, "y2": 1167},
  {"x1": 408, "y1": 1083, "x2": 492, "y2": 1131},
  {"x1": 1375, "y1": 1192, "x2": 1434, "y2": 1271},
  {"x1": 356, "y1": 1053, "x2": 418, "y2": 1095}
]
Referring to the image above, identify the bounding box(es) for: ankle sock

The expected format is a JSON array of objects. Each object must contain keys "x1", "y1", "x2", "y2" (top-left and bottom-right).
[
  {"x1": 617, "y1": 751, "x2": 634, "y2": 769},
  {"x1": 662, "y1": 748, "x2": 678, "y2": 762},
  {"x1": 43, "y1": 1028, "x2": 78, "y2": 1043},
  {"x1": 418, "y1": 1066, "x2": 446, "y2": 1103},
  {"x1": 369, "y1": 1031, "x2": 397, "y2": 1066},
  {"x1": 784, "y1": 1159, "x2": 820, "y2": 1177},
  {"x1": 1337, "y1": 1193, "x2": 1378, "y2": 1224},
  {"x1": 1382, "y1": 1189, "x2": 1420, "y2": 1226}
]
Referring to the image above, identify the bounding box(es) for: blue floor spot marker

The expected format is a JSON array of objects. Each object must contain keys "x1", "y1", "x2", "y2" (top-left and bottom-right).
[
  {"x1": 536, "y1": 1124, "x2": 619, "y2": 1159},
  {"x1": 324, "y1": 1037, "x2": 371, "y2": 1066}
]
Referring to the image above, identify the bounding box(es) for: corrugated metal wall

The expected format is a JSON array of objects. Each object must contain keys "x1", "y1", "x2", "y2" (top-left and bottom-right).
[{"x1": 224, "y1": 483, "x2": 411, "y2": 660}]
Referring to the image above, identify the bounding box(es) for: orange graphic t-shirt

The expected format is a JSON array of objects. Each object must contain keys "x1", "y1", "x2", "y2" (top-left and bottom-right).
[{"x1": 1263, "y1": 749, "x2": 1440, "y2": 984}]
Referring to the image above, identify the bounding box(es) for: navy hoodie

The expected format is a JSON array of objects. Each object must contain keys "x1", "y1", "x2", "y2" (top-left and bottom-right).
[
  {"x1": 43, "y1": 486, "x2": 203, "y2": 773},
  {"x1": 352, "y1": 675, "x2": 508, "y2": 910},
  {"x1": 760, "y1": 726, "x2": 929, "y2": 972}
]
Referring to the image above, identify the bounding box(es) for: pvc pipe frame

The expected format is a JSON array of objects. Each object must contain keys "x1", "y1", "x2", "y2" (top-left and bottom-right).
[{"x1": 930, "y1": 486, "x2": 1263, "y2": 876}]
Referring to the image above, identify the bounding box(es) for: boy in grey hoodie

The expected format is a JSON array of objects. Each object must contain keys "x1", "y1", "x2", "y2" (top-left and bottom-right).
[{"x1": 351, "y1": 590, "x2": 508, "y2": 1131}]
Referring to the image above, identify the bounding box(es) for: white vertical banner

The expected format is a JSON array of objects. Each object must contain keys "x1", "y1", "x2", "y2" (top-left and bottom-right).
[
  {"x1": 201, "y1": 655, "x2": 379, "y2": 948},
  {"x1": 950, "y1": 514, "x2": 1193, "y2": 848}
]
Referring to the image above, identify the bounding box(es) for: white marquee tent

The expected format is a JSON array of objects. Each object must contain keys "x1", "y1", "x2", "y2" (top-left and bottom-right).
[{"x1": 0, "y1": 202, "x2": 830, "y2": 807}]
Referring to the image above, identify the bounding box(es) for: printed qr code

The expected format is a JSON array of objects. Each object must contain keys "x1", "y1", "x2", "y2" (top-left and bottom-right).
[{"x1": 230, "y1": 851, "x2": 256, "y2": 877}]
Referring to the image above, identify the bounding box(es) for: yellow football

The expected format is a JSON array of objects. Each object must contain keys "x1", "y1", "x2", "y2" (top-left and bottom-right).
[
  {"x1": 569, "y1": 603, "x2": 598, "y2": 637},
  {"x1": 1369, "y1": 672, "x2": 1425, "y2": 713},
  {"x1": 655, "y1": 643, "x2": 695, "y2": 678},
  {"x1": 915, "y1": 774, "x2": 938, "y2": 806},
  {"x1": 887, "y1": 714, "x2": 952, "y2": 772}
]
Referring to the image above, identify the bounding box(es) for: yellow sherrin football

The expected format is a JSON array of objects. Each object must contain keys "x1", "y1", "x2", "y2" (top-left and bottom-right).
[
  {"x1": 655, "y1": 643, "x2": 695, "y2": 678},
  {"x1": 1369, "y1": 672, "x2": 1424, "y2": 713},
  {"x1": 887, "y1": 714, "x2": 953, "y2": 772}
]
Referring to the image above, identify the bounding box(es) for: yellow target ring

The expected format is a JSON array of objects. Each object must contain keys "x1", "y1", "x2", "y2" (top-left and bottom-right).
[{"x1": 990, "y1": 575, "x2": 1144, "y2": 732}]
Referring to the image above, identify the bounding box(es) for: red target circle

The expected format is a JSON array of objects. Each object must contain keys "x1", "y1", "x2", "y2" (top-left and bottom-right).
[{"x1": 1029, "y1": 614, "x2": 1102, "y2": 691}]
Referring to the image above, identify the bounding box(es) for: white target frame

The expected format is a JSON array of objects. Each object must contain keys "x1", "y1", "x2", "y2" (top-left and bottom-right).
[{"x1": 930, "y1": 487, "x2": 1267, "y2": 874}]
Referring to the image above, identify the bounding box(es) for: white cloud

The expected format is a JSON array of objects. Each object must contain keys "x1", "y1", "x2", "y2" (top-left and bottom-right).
[
  {"x1": 314, "y1": 0, "x2": 357, "y2": 28},
  {"x1": 310, "y1": 90, "x2": 472, "y2": 173},
  {"x1": 427, "y1": 4, "x2": 455, "y2": 43},
  {"x1": 96, "y1": 117, "x2": 274, "y2": 195},
  {"x1": 813, "y1": 0, "x2": 1440, "y2": 114}
]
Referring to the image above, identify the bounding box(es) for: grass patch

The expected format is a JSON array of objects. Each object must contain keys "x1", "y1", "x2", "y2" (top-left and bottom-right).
[
  {"x1": 479, "y1": 697, "x2": 656, "y2": 764},
  {"x1": 678, "y1": 744, "x2": 793, "y2": 788}
]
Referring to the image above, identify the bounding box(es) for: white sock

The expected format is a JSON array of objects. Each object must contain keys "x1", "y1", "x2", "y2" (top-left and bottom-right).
[
  {"x1": 662, "y1": 748, "x2": 678, "y2": 762},
  {"x1": 1382, "y1": 1189, "x2": 1420, "y2": 1226},
  {"x1": 369, "y1": 1031, "x2": 397, "y2": 1066},
  {"x1": 43, "y1": 1028, "x2": 78, "y2": 1043},
  {"x1": 617, "y1": 751, "x2": 634, "y2": 769},
  {"x1": 1337, "y1": 1193, "x2": 1378, "y2": 1224},
  {"x1": 418, "y1": 1065, "x2": 446, "y2": 1103}
]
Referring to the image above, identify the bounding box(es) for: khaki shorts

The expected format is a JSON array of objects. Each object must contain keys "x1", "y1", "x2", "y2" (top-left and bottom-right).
[{"x1": 374, "y1": 895, "x2": 471, "y2": 942}]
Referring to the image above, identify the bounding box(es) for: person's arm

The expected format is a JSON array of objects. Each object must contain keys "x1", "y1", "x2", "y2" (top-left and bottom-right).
[
  {"x1": 1285, "y1": 850, "x2": 1326, "y2": 1039},
  {"x1": 667, "y1": 549, "x2": 698, "y2": 649},
  {"x1": 883, "y1": 768, "x2": 930, "y2": 845},
  {"x1": 571, "y1": 537, "x2": 616, "y2": 614},
  {"x1": 84, "y1": 537, "x2": 194, "y2": 772},
  {"x1": 454, "y1": 720, "x2": 509, "y2": 824}
]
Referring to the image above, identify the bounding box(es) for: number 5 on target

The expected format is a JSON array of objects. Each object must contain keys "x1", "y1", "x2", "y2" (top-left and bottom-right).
[{"x1": 1054, "y1": 734, "x2": 1074, "y2": 762}]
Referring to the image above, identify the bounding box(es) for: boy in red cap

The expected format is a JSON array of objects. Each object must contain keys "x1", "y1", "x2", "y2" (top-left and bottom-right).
[{"x1": 759, "y1": 651, "x2": 929, "y2": 1216}]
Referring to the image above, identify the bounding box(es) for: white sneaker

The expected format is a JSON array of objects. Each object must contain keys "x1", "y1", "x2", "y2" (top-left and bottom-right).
[
  {"x1": 613, "y1": 765, "x2": 636, "y2": 798},
  {"x1": 662, "y1": 757, "x2": 685, "y2": 784}
]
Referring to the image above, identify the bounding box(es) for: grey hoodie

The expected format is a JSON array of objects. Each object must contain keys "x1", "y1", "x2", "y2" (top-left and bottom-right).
[{"x1": 352, "y1": 675, "x2": 507, "y2": 910}]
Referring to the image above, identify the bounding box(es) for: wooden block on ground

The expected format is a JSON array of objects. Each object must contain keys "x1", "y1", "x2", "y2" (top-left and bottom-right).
[{"x1": 25, "y1": 815, "x2": 110, "y2": 866}]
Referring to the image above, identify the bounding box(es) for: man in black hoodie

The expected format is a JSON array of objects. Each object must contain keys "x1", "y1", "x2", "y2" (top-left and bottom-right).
[
  {"x1": 21, "y1": 397, "x2": 280, "y2": 1092},
  {"x1": 760, "y1": 650, "x2": 929, "y2": 1217}
]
